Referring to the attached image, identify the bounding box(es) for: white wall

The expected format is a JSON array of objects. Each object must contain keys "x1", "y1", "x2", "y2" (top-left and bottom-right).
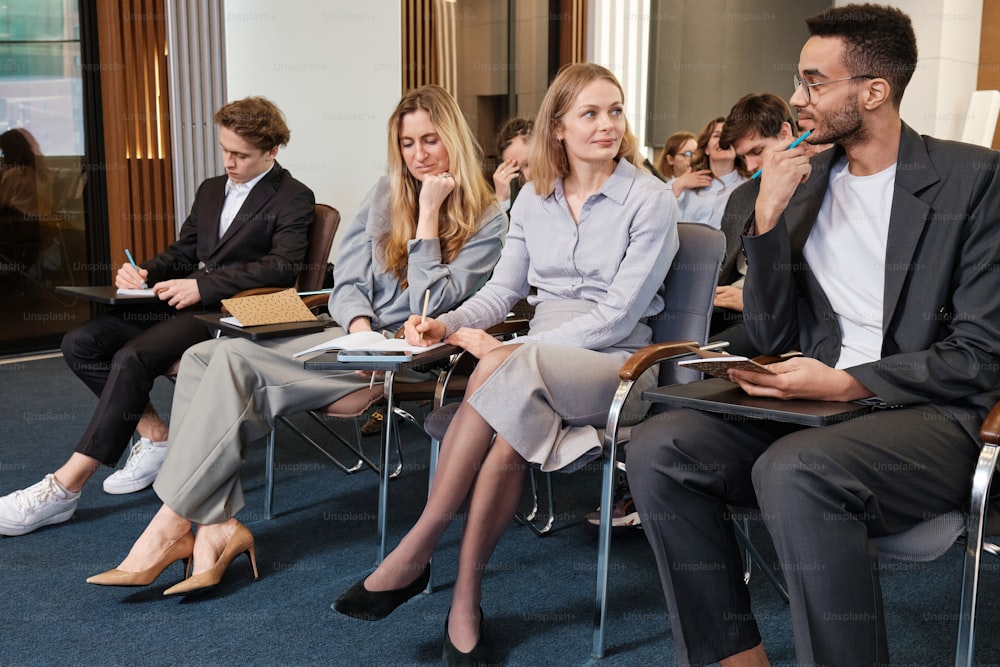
[
  {"x1": 223, "y1": 1, "x2": 402, "y2": 258},
  {"x1": 837, "y1": 0, "x2": 984, "y2": 140}
]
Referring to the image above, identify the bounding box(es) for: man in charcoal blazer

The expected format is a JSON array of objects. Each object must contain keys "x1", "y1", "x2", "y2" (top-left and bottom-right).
[
  {"x1": 627, "y1": 5, "x2": 1000, "y2": 666},
  {"x1": 0, "y1": 96, "x2": 314, "y2": 536}
]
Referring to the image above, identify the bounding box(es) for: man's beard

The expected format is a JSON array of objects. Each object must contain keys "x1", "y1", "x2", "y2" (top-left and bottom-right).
[{"x1": 808, "y1": 96, "x2": 866, "y2": 149}]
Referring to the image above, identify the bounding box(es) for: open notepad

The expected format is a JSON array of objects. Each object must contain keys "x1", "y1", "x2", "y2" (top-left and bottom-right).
[
  {"x1": 116, "y1": 288, "x2": 157, "y2": 296},
  {"x1": 292, "y1": 330, "x2": 445, "y2": 359}
]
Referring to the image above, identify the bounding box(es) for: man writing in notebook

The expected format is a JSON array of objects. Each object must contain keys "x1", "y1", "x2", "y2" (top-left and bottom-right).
[
  {"x1": 0, "y1": 96, "x2": 314, "y2": 536},
  {"x1": 628, "y1": 4, "x2": 1000, "y2": 666}
]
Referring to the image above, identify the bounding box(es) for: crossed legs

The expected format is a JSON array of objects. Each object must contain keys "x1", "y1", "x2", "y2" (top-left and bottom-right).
[
  {"x1": 117, "y1": 503, "x2": 240, "y2": 576},
  {"x1": 364, "y1": 343, "x2": 527, "y2": 651}
]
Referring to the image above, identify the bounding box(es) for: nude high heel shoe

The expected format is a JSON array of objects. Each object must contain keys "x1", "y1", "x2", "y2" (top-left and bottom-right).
[
  {"x1": 162, "y1": 522, "x2": 258, "y2": 596},
  {"x1": 86, "y1": 531, "x2": 194, "y2": 586}
]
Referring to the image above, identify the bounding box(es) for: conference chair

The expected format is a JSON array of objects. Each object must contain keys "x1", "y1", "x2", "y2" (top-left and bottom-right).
[
  {"x1": 420, "y1": 222, "x2": 726, "y2": 657},
  {"x1": 870, "y1": 413, "x2": 1000, "y2": 667}
]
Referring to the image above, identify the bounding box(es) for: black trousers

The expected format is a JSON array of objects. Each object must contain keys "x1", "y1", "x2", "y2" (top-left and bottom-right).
[
  {"x1": 61, "y1": 307, "x2": 211, "y2": 465},
  {"x1": 626, "y1": 405, "x2": 980, "y2": 667}
]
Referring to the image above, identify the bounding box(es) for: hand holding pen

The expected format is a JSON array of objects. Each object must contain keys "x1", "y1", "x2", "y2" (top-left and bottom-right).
[
  {"x1": 752, "y1": 130, "x2": 814, "y2": 236},
  {"x1": 116, "y1": 248, "x2": 149, "y2": 289},
  {"x1": 751, "y1": 130, "x2": 812, "y2": 179}
]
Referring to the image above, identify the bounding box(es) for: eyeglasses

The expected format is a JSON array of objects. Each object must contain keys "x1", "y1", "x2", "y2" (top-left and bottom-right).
[
  {"x1": 793, "y1": 74, "x2": 874, "y2": 103},
  {"x1": 674, "y1": 150, "x2": 694, "y2": 158}
]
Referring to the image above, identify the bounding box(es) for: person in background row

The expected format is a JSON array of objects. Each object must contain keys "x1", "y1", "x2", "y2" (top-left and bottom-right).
[
  {"x1": 654, "y1": 130, "x2": 697, "y2": 181},
  {"x1": 670, "y1": 116, "x2": 749, "y2": 229},
  {"x1": 708, "y1": 92, "x2": 802, "y2": 357},
  {"x1": 0, "y1": 129, "x2": 43, "y2": 217},
  {"x1": 492, "y1": 117, "x2": 534, "y2": 211}
]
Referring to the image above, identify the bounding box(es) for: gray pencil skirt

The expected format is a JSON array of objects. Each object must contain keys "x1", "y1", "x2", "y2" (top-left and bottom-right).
[{"x1": 466, "y1": 300, "x2": 656, "y2": 472}]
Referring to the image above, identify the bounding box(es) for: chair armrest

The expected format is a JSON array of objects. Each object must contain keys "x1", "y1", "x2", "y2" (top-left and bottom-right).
[
  {"x1": 231, "y1": 286, "x2": 284, "y2": 298},
  {"x1": 981, "y1": 401, "x2": 1000, "y2": 445},
  {"x1": 618, "y1": 341, "x2": 700, "y2": 381},
  {"x1": 487, "y1": 319, "x2": 530, "y2": 339},
  {"x1": 302, "y1": 293, "x2": 330, "y2": 311}
]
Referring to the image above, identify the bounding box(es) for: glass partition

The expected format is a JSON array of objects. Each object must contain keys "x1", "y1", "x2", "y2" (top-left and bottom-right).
[{"x1": 0, "y1": 0, "x2": 90, "y2": 355}]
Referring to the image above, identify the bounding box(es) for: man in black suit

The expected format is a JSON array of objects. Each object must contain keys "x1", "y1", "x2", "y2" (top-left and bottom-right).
[
  {"x1": 628, "y1": 4, "x2": 1000, "y2": 666},
  {"x1": 0, "y1": 96, "x2": 314, "y2": 536}
]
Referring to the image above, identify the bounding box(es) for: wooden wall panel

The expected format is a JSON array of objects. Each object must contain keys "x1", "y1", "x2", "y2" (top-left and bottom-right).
[
  {"x1": 559, "y1": 0, "x2": 586, "y2": 66},
  {"x1": 979, "y1": 0, "x2": 1000, "y2": 149},
  {"x1": 402, "y1": 0, "x2": 439, "y2": 92},
  {"x1": 96, "y1": 0, "x2": 174, "y2": 268}
]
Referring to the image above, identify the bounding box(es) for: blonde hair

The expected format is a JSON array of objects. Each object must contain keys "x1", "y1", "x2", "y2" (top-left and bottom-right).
[
  {"x1": 530, "y1": 63, "x2": 642, "y2": 196},
  {"x1": 384, "y1": 85, "x2": 495, "y2": 286}
]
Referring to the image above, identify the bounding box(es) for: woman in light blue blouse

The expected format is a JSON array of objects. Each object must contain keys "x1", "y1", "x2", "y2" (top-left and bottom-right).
[
  {"x1": 85, "y1": 85, "x2": 506, "y2": 595},
  {"x1": 334, "y1": 63, "x2": 679, "y2": 665},
  {"x1": 670, "y1": 116, "x2": 749, "y2": 229}
]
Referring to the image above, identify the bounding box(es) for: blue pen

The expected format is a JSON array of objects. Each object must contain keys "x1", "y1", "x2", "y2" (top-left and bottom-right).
[
  {"x1": 124, "y1": 248, "x2": 147, "y2": 288},
  {"x1": 750, "y1": 129, "x2": 813, "y2": 180}
]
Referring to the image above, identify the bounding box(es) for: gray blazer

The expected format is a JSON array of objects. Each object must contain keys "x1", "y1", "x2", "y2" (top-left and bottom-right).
[{"x1": 742, "y1": 122, "x2": 1000, "y2": 431}]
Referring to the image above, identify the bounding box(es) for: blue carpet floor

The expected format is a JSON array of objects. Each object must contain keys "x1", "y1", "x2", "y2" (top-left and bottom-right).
[{"x1": 1, "y1": 356, "x2": 999, "y2": 666}]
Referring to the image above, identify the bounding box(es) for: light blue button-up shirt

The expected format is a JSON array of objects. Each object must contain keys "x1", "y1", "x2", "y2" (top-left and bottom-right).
[{"x1": 438, "y1": 158, "x2": 678, "y2": 352}]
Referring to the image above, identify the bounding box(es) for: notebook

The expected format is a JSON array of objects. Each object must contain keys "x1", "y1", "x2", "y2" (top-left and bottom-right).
[{"x1": 220, "y1": 288, "x2": 317, "y2": 327}]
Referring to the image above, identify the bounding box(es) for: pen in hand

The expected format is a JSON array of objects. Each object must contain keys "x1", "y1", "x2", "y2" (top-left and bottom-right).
[
  {"x1": 751, "y1": 129, "x2": 813, "y2": 180},
  {"x1": 419, "y1": 288, "x2": 430, "y2": 341},
  {"x1": 124, "y1": 248, "x2": 147, "y2": 288}
]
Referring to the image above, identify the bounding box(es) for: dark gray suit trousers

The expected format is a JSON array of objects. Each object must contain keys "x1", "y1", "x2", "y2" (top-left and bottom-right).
[{"x1": 627, "y1": 405, "x2": 979, "y2": 666}]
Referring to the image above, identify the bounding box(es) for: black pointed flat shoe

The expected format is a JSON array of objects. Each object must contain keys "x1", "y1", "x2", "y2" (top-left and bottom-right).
[
  {"x1": 332, "y1": 565, "x2": 430, "y2": 620},
  {"x1": 442, "y1": 606, "x2": 495, "y2": 667}
]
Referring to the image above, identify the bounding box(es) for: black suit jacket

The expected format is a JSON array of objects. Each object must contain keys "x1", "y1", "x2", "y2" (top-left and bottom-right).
[
  {"x1": 743, "y1": 122, "x2": 1000, "y2": 429},
  {"x1": 717, "y1": 178, "x2": 760, "y2": 287},
  {"x1": 141, "y1": 161, "x2": 314, "y2": 307}
]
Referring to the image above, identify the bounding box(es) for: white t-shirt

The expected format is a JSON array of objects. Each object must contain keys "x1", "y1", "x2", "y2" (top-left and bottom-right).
[{"x1": 803, "y1": 156, "x2": 895, "y2": 369}]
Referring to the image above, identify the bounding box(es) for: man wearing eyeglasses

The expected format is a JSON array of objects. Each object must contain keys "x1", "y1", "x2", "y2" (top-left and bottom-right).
[{"x1": 629, "y1": 4, "x2": 1000, "y2": 666}]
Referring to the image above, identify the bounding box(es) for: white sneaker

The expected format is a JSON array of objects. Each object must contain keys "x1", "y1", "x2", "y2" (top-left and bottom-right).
[
  {"x1": 103, "y1": 437, "x2": 168, "y2": 495},
  {"x1": 0, "y1": 474, "x2": 80, "y2": 536}
]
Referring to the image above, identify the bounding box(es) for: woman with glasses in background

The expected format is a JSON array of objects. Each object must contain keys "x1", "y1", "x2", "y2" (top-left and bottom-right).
[
  {"x1": 669, "y1": 116, "x2": 748, "y2": 229},
  {"x1": 654, "y1": 130, "x2": 696, "y2": 181}
]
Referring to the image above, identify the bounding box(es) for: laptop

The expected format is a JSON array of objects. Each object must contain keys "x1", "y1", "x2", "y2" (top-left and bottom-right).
[{"x1": 643, "y1": 378, "x2": 877, "y2": 427}]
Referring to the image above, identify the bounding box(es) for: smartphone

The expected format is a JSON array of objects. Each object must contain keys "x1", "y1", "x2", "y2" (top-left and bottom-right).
[
  {"x1": 336, "y1": 350, "x2": 412, "y2": 363},
  {"x1": 678, "y1": 356, "x2": 778, "y2": 381}
]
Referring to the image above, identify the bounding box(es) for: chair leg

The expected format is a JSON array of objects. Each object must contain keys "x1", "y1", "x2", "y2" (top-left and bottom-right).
[
  {"x1": 262, "y1": 413, "x2": 367, "y2": 519},
  {"x1": 955, "y1": 442, "x2": 999, "y2": 667},
  {"x1": 731, "y1": 517, "x2": 789, "y2": 603},
  {"x1": 514, "y1": 468, "x2": 555, "y2": 536},
  {"x1": 376, "y1": 371, "x2": 397, "y2": 563},
  {"x1": 425, "y1": 435, "x2": 441, "y2": 594},
  {"x1": 593, "y1": 435, "x2": 619, "y2": 658},
  {"x1": 264, "y1": 429, "x2": 277, "y2": 520}
]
